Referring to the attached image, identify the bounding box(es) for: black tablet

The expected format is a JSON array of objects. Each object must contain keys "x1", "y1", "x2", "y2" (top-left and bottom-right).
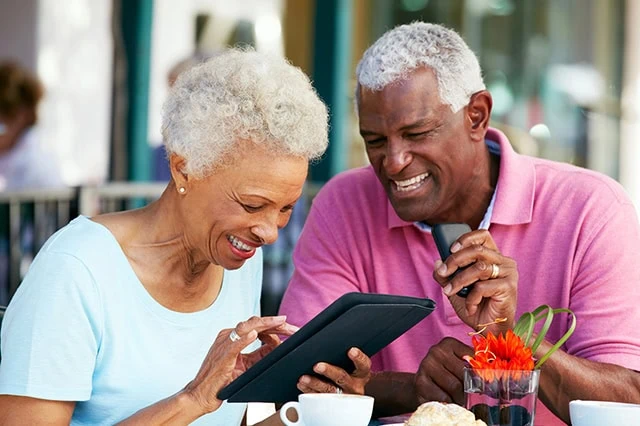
[{"x1": 217, "y1": 292, "x2": 436, "y2": 403}]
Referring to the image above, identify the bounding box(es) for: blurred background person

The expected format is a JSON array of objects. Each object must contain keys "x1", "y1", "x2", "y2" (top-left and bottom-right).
[
  {"x1": 0, "y1": 61, "x2": 65, "y2": 306},
  {"x1": 0, "y1": 61, "x2": 63, "y2": 191}
]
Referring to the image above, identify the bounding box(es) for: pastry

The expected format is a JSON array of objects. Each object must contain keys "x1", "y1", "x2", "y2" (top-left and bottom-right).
[{"x1": 404, "y1": 401, "x2": 487, "y2": 426}]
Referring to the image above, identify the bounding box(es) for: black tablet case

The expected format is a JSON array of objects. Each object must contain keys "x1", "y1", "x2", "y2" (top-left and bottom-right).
[{"x1": 217, "y1": 292, "x2": 436, "y2": 403}]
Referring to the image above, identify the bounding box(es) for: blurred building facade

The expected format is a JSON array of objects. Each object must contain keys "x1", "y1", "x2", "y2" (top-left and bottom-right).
[
  {"x1": 2, "y1": 0, "x2": 638, "y2": 205},
  {"x1": 0, "y1": 0, "x2": 113, "y2": 187}
]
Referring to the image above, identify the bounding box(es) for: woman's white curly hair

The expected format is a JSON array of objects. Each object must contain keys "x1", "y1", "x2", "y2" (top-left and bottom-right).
[
  {"x1": 356, "y1": 22, "x2": 485, "y2": 112},
  {"x1": 162, "y1": 49, "x2": 328, "y2": 178}
]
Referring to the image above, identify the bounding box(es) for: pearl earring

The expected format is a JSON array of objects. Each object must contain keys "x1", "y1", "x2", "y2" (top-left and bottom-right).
[{"x1": 178, "y1": 187, "x2": 186, "y2": 194}]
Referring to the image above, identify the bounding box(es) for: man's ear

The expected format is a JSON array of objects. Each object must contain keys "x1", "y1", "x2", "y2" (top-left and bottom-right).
[
  {"x1": 466, "y1": 90, "x2": 493, "y2": 141},
  {"x1": 169, "y1": 153, "x2": 189, "y2": 190}
]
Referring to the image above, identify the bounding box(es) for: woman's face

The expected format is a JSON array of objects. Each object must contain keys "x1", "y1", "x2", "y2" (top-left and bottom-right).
[{"x1": 179, "y1": 144, "x2": 308, "y2": 271}]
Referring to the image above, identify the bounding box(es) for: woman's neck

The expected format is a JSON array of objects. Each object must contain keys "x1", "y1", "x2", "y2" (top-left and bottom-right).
[{"x1": 94, "y1": 190, "x2": 225, "y2": 312}]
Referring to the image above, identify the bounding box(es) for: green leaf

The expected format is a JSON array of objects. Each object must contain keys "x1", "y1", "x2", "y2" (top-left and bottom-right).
[
  {"x1": 513, "y1": 311, "x2": 535, "y2": 346},
  {"x1": 512, "y1": 305, "x2": 577, "y2": 369},
  {"x1": 530, "y1": 305, "x2": 554, "y2": 354},
  {"x1": 534, "y1": 308, "x2": 577, "y2": 368}
]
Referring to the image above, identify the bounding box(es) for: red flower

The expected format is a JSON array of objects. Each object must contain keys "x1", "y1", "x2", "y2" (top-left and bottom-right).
[{"x1": 464, "y1": 330, "x2": 535, "y2": 382}]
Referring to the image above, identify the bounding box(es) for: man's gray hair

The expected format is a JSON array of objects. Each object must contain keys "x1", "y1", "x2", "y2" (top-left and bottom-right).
[
  {"x1": 356, "y1": 22, "x2": 485, "y2": 112},
  {"x1": 162, "y1": 49, "x2": 328, "y2": 178}
]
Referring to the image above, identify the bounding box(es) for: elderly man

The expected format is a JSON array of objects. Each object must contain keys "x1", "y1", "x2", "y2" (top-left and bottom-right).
[{"x1": 279, "y1": 22, "x2": 640, "y2": 424}]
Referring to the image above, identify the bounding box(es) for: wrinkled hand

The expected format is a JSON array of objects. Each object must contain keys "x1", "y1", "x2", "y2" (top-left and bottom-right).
[
  {"x1": 183, "y1": 315, "x2": 298, "y2": 415},
  {"x1": 433, "y1": 229, "x2": 517, "y2": 334},
  {"x1": 414, "y1": 337, "x2": 474, "y2": 405},
  {"x1": 296, "y1": 347, "x2": 372, "y2": 395}
]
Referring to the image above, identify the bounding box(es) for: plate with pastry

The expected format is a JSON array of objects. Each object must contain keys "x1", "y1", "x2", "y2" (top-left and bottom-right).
[{"x1": 387, "y1": 401, "x2": 487, "y2": 426}]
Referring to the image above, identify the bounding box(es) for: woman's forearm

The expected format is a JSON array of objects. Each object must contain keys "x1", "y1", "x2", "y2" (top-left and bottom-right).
[{"x1": 116, "y1": 390, "x2": 205, "y2": 426}]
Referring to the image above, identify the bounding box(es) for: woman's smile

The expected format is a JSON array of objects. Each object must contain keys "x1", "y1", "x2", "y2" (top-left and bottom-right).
[{"x1": 226, "y1": 234, "x2": 257, "y2": 259}]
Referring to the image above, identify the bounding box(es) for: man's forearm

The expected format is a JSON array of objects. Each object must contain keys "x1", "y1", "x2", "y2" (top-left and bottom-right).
[
  {"x1": 365, "y1": 372, "x2": 420, "y2": 417},
  {"x1": 536, "y1": 341, "x2": 640, "y2": 423}
]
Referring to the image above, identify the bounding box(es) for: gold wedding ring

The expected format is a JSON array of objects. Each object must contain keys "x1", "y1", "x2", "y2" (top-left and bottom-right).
[
  {"x1": 229, "y1": 329, "x2": 241, "y2": 342},
  {"x1": 490, "y1": 263, "x2": 500, "y2": 279}
]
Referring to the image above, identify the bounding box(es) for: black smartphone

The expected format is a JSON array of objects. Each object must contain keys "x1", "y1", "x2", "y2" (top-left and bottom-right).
[{"x1": 432, "y1": 223, "x2": 473, "y2": 297}]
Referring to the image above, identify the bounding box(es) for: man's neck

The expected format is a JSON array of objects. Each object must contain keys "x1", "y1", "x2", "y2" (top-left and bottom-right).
[{"x1": 462, "y1": 149, "x2": 500, "y2": 229}]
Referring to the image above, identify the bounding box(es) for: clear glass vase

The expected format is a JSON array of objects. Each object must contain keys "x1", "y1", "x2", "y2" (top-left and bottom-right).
[{"x1": 464, "y1": 368, "x2": 540, "y2": 426}]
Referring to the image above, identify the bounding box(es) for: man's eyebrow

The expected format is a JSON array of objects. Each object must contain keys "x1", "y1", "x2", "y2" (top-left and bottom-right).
[
  {"x1": 360, "y1": 119, "x2": 437, "y2": 136},
  {"x1": 398, "y1": 119, "x2": 433, "y2": 132}
]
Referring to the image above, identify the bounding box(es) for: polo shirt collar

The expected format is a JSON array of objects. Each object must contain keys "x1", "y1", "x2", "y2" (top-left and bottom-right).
[
  {"x1": 488, "y1": 127, "x2": 535, "y2": 225},
  {"x1": 385, "y1": 127, "x2": 535, "y2": 230}
]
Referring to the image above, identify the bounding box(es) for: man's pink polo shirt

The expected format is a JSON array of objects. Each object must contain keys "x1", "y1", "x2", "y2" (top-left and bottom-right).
[{"x1": 279, "y1": 128, "x2": 640, "y2": 425}]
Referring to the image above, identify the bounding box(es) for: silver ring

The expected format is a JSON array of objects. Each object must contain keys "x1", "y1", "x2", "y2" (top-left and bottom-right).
[
  {"x1": 229, "y1": 329, "x2": 241, "y2": 342},
  {"x1": 490, "y1": 263, "x2": 500, "y2": 279},
  {"x1": 335, "y1": 386, "x2": 342, "y2": 395}
]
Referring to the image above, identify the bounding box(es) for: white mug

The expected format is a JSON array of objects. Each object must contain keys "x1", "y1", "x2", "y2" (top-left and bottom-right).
[
  {"x1": 569, "y1": 400, "x2": 640, "y2": 426},
  {"x1": 279, "y1": 393, "x2": 374, "y2": 426}
]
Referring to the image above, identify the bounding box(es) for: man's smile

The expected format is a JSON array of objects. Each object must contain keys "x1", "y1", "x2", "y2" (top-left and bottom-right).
[{"x1": 392, "y1": 172, "x2": 430, "y2": 193}]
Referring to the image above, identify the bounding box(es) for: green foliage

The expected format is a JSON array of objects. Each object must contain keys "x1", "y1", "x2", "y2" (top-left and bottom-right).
[{"x1": 512, "y1": 305, "x2": 576, "y2": 369}]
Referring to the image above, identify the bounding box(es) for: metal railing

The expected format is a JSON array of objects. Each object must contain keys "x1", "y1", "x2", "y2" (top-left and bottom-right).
[
  {"x1": 0, "y1": 183, "x2": 166, "y2": 302},
  {"x1": 0, "y1": 187, "x2": 78, "y2": 299},
  {"x1": 78, "y1": 182, "x2": 167, "y2": 216}
]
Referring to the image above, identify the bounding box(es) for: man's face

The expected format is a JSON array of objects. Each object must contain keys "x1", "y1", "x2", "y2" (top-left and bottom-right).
[{"x1": 358, "y1": 68, "x2": 481, "y2": 224}]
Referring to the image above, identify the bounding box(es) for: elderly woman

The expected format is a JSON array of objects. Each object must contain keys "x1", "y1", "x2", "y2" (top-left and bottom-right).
[{"x1": 0, "y1": 50, "x2": 368, "y2": 425}]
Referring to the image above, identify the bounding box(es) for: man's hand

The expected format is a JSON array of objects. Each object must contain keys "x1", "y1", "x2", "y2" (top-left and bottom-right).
[
  {"x1": 296, "y1": 347, "x2": 372, "y2": 395},
  {"x1": 432, "y1": 229, "x2": 517, "y2": 334},
  {"x1": 414, "y1": 337, "x2": 474, "y2": 405}
]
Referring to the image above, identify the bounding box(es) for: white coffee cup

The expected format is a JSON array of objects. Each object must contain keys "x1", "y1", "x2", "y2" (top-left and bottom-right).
[
  {"x1": 279, "y1": 393, "x2": 374, "y2": 426},
  {"x1": 569, "y1": 399, "x2": 640, "y2": 426}
]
